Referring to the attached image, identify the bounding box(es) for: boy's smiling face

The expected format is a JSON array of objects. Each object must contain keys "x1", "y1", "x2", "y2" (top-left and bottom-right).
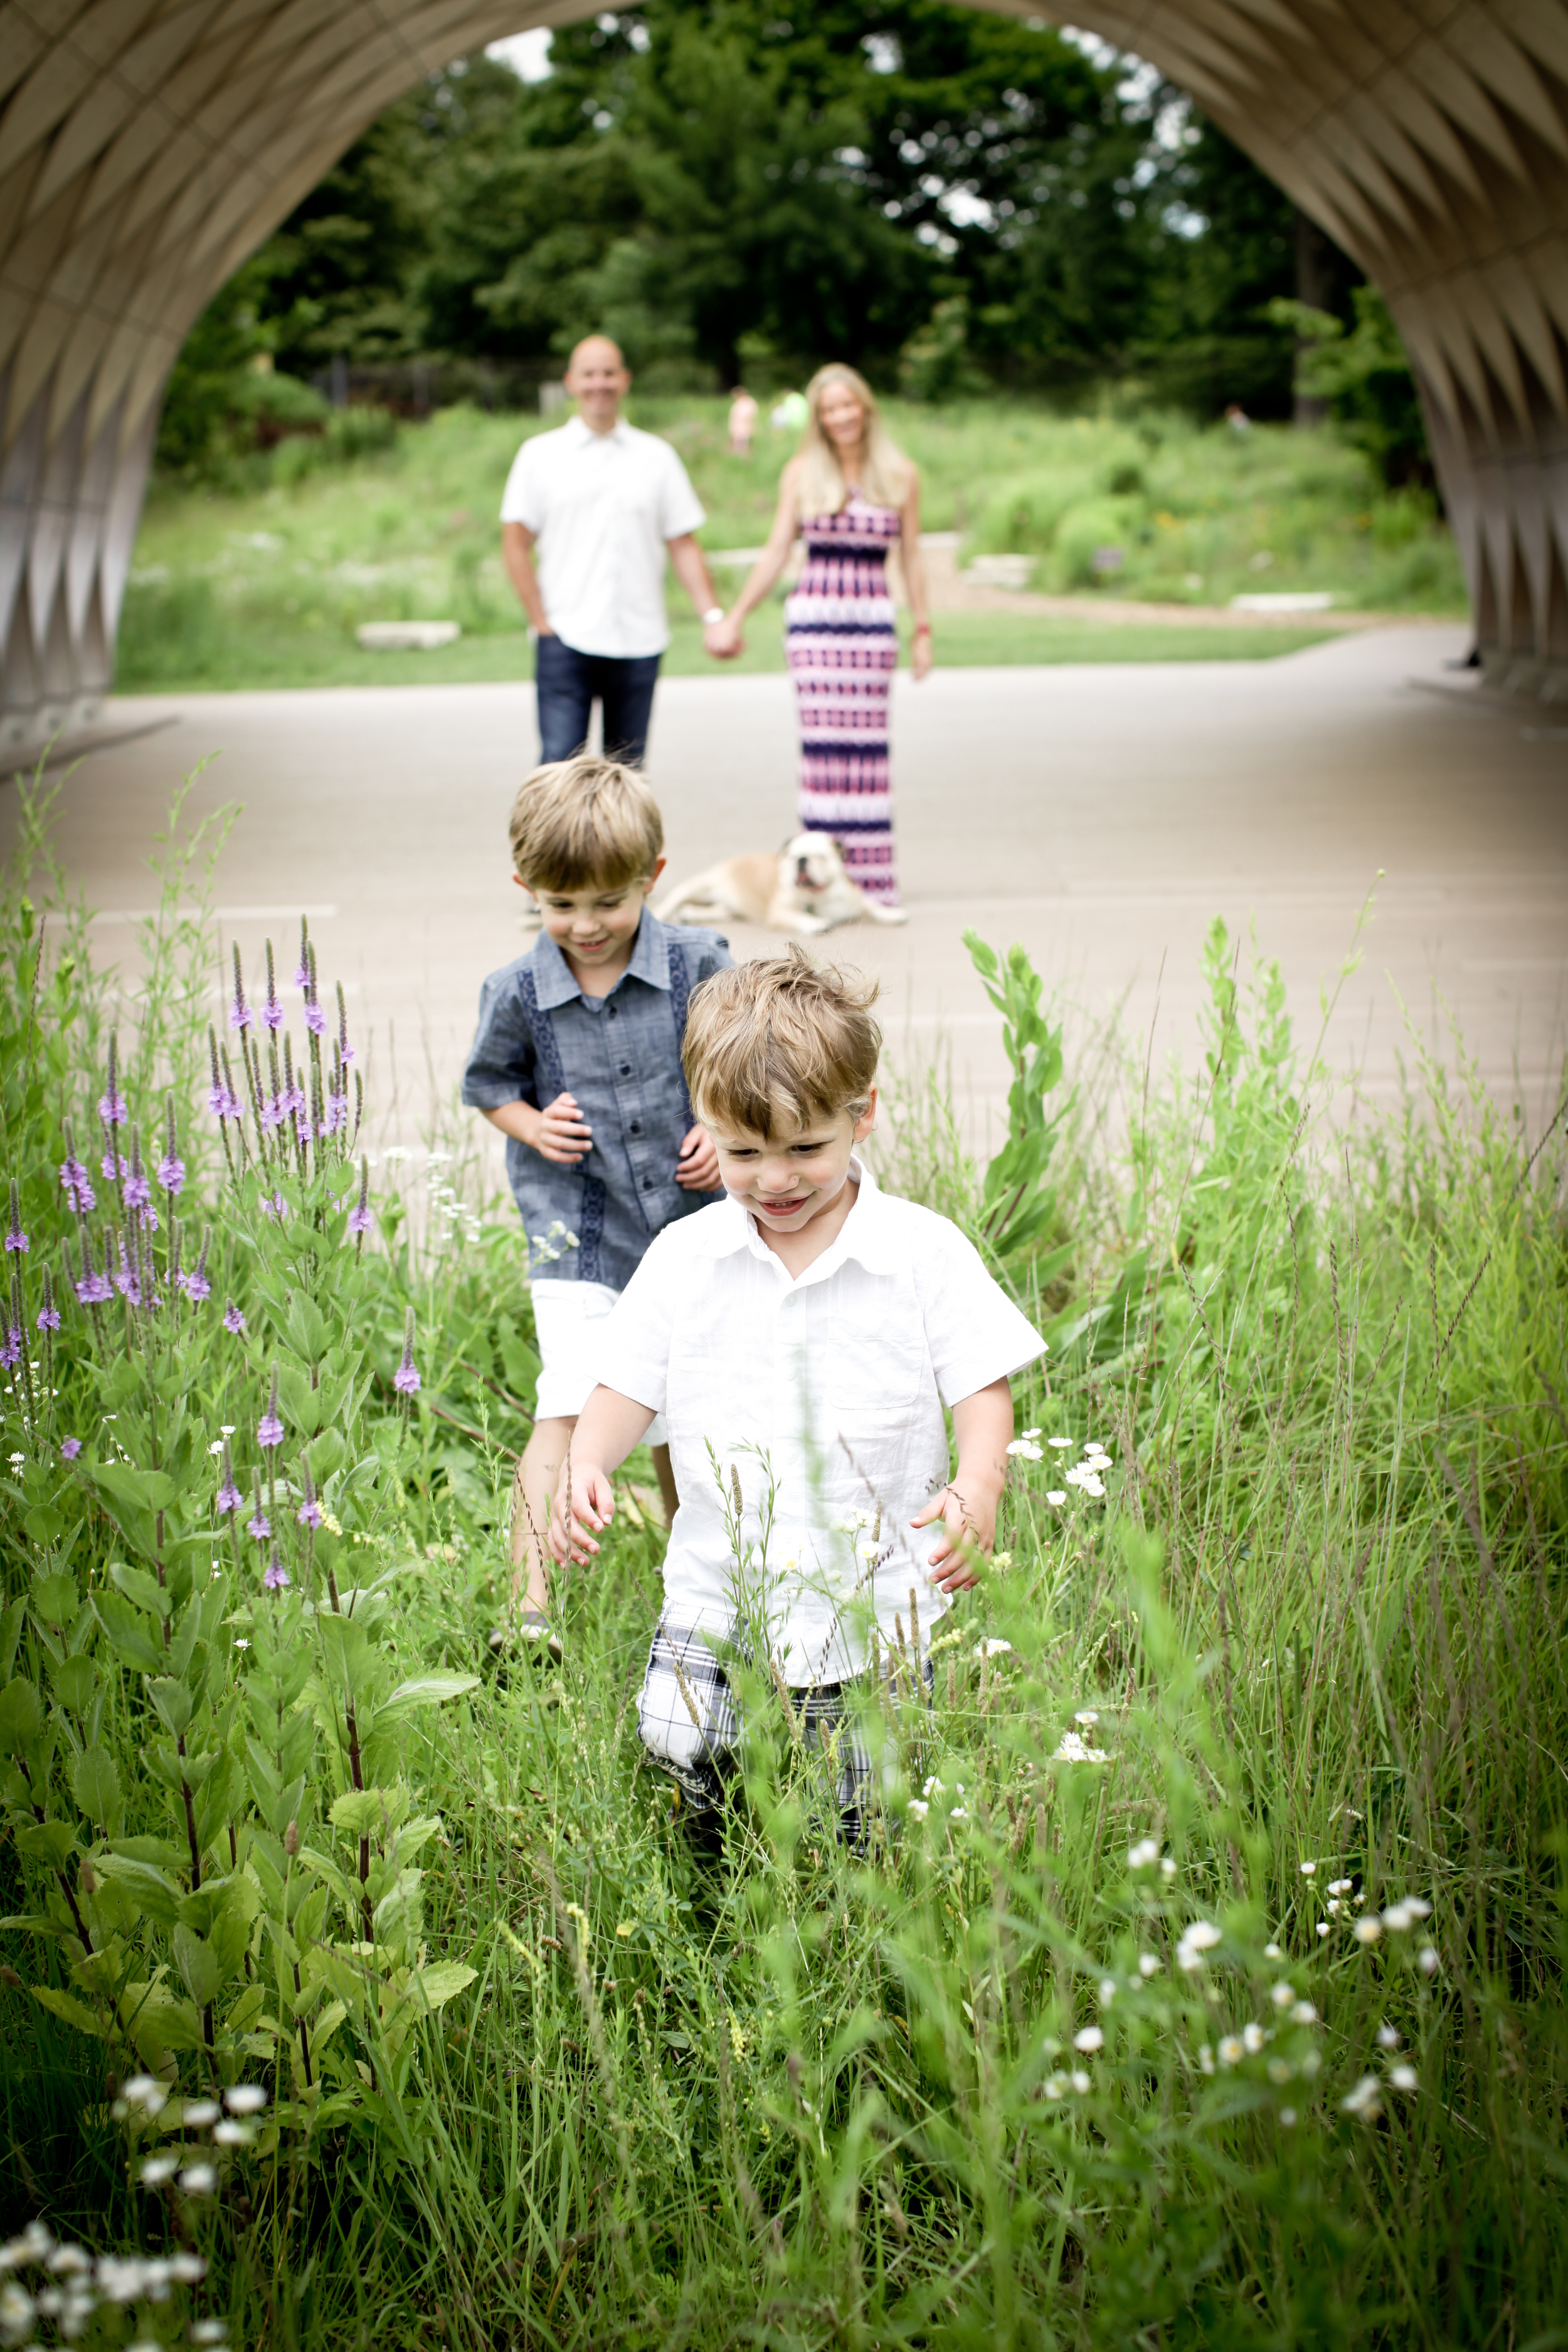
[
  {"x1": 520, "y1": 860, "x2": 664, "y2": 982},
  {"x1": 709, "y1": 1096, "x2": 877, "y2": 1242}
]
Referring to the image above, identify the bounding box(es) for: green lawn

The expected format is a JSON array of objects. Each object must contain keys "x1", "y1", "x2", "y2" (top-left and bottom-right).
[{"x1": 117, "y1": 395, "x2": 1459, "y2": 696}]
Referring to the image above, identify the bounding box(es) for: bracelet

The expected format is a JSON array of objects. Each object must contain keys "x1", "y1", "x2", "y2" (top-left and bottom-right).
[{"x1": 913, "y1": 622, "x2": 931, "y2": 636}]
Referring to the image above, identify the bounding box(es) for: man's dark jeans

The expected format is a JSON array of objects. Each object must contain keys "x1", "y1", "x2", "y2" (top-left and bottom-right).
[{"x1": 535, "y1": 633, "x2": 661, "y2": 768}]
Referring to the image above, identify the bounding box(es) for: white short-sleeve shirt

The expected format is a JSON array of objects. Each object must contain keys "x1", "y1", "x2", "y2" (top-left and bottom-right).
[
  {"x1": 595, "y1": 1160, "x2": 1046, "y2": 1680},
  {"x1": 499, "y1": 415, "x2": 706, "y2": 659}
]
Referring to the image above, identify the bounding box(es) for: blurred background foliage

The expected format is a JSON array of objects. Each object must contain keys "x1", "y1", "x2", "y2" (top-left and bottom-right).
[{"x1": 157, "y1": 0, "x2": 1426, "y2": 490}]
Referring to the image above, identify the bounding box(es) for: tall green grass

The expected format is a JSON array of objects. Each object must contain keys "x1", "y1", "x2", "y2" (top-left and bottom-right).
[{"x1": 0, "y1": 783, "x2": 1561, "y2": 2348}]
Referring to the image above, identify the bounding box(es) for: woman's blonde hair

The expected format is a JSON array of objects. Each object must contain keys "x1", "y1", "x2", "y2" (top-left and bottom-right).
[
  {"x1": 682, "y1": 948, "x2": 881, "y2": 1138},
  {"x1": 795, "y1": 364, "x2": 913, "y2": 519}
]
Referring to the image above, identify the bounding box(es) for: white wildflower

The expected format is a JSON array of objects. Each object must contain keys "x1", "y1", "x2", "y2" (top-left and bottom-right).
[
  {"x1": 1074, "y1": 1708, "x2": 1099, "y2": 1726},
  {"x1": 1052, "y1": 1730, "x2": 1110, "y2": 1764},
  {"x1": 1264, "y1": 1942, "x2": 1283, "y2": 1959},
  {"x1": 1128, "y1": 1838, "x2": 1159, "y2": 1870},
  {"x1": 906, "y1": 1799, "x2": 929, "y2": 1821},
  {"x1": 1354, "y1": 1917, "x2": 1383, "y2": 1946},
  {"x1": 139, "y1": 2156, "x2": 178, "y2": 2186},
  {"x1": 212, "y1": 2120, "x2": 252, "y2": 2147},
  {"x1": 975, "y1": 1638, "x2": 1012, "y2": 1660},
  {"x1": 1270, "y1": 1982, "x2": 1296, "y2": 2010},
  {"x1": 1006, "y1": 1438, "x2": 1043, "y2": 1462},
  {"x1": 1376, "y1": 2023, "x2": 1399, "y2": 2049},
  {"x1": 192, "y1": 2324, "x2": 229, "y2": 2346},
  {"x1": 1267, "y1": 2057, "x2": 1293, "y2": 2084},
  {"x1": 1292, "y1": 2001, "x2": 1318, "y2": 2025},
  {"x1": 857, "y1": 1539, "x2": 879, "y2": 1562},
  {"x1": 1340, "y1": 2074, "x2": 1382, "y2": 2121},
  {"x1": 1389, "y1": 2063, "x2": 1419, "y2": 2092},
  {"x1": 949, "y1": 1804, "x2": 969, "y2": 1822},
  {"x1": 1382, "y1": 1902, "x2": 1415, "y2": 1932},
  {"x1": 1043, "y1": 2075, "x2": 1066, "y2": 2100},
  {"x1": 1175, "y1": 1920, "x2": 1222, "y2": 1970},
  {"x1": 1417, "y1": 1946, "x2": 1440, "y2": 1974},
  {"x1": 1280, "y1": 2106, "x2": 1298, "y2": 2126},
  {"x1": 1327, "y1": 1899, "x2": 1341, "y2": 1916},
  {"x1": 1160, "y1": 1856, "x2": 1177, "y2": 1879},
  {"x1": 1217, "y1": 2036, "x2": 1244, "y2": 2067},
  {"x1": 1327, "y1": 1877, "x2": 1353, "y2": 1896},
  {"x1": 1098, "y1": 1979, "x2": 1116, "y2": 2007},
  {"x1": 1299, "y1": 1860, "x2": 1316, "y2": 1878},
  {"x1": 1198, "y1": 2044, "x2": 1216, "y2": 2075},
  {"x1": 1406, "y1": 1897, "x2": 1433, "y2": 1918},
  {"x1": 383, "y1": 1147, "x2": 410, "y2": 1163},
  {"x1": 1074, "y1": 2025, "x2": 1104, "y2": 2052},
  {"x1": 121, "y1": 2075, "x2": 167, "y2": 2115},
  {"x1": 1046, "y1": 1490, "x2": 1067, "y2": 1507},
  {"x1": 1064, "y1": 1465, "x2": 1105, "y2": 1496},
  {"x1": 1138, "y1": 1953, "x2": 1160, "y2": 1978},
  {"x1": 1069, "y1": 2070, "x2": 1091, "y2": 2094},
  {"x1": 182, "y1": 2100, "x2": 220, "y2": 2127},
  {"x1": 1047, "y1": 1436, "x2": 1072, "y2": 1449},
  {"x1": 1243, "y1": 2021, "x2": 1267, "y2": 2053},
  {"x1": 97, "y1": 2256, "x2": 151, "y2": 2301},
  {"x1": 1316, "y1": 1922, "x2": 1332, "y2": 1939},
  {"x1": 178, "y1": 2165, "x2": 217, "y2": 2196},
  {"x1": 922, "y1": 1775, "x2": 945, "y2": 1798},
  {"x1": 0, "y1": 2283, "x2": 35, "y2": 2335}
]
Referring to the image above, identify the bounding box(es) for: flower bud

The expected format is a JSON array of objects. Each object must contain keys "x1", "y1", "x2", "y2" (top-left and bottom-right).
[
  {"x1": 80, "y1": 1860, "x2": 97, "y2": 1895},
  {"x1": 0, "y1": 1964, "x2": 21, "y2": 1988},
  {"x1": 284, "y1": 1820, "x2": 300, "y2": 1857}
]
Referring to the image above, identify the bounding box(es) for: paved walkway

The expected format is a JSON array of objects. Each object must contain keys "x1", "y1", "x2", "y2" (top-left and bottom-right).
[{"x1": 5, "y1": 625, "x2": 1565, "y2": 1172}]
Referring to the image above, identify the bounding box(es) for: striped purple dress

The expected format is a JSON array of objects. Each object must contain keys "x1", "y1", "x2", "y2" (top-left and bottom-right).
[{"x1": 785, "y1": 494, "x2": 902, "y2": 905}]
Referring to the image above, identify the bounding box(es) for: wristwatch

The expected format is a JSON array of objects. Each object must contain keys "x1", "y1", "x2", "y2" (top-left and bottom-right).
[{"x1": 702, "y1": 607, "x2": 725, "y2": 625}]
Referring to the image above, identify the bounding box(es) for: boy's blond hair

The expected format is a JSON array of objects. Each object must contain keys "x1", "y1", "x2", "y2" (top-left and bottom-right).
[
  {"x1": 683, "y1": 948, "x2": 881, "y2": 1136},
  {"x1": 508, "y1": 756, "x2": 664, "y2": 891}
]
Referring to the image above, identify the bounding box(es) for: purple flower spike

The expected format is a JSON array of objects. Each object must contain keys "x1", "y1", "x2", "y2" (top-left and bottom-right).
[
  {"x1": 304, "y1": 1000, "x2": 327, "y2": 1036},
  {"x1": 36, "y1": 1302, "x2": 61, "y2": 1332},
  {"x1": 113, "y1": 1239, "x2": 141, "y2": 1306},
  {"x1": 60, "y1": 1438, "x2": 82, "y2": 1461},
  {"x1": 75, "y1": 1243, "x2": 112, "y2": 1306},
  {"x1": 217, "y1": 1478, "x2": 243, "y2": 1515},
  {"x1": 247, "y1": 1507, "x2": 271, "y2": 1542},
  {"x1": 5, "y1": 1182, "x2": 28, "y2": 1255},
  {"x1": 0, "y1": 1327, "x2": 19, "y2": 1371},
  {"x1": 259, "y1": 1192, "x2": 287, "y2": 1221},
  {"x1": 258, "y1": 1412, "x2": 283, "y2": 1448},
  {"x1": 230, "y1": 945, "x2": 253, "y2": 1032},
  {"x1": 60, "y1": 1155, "x2": 96, "y2": 1214},
  {"x1": 157, "y1": 1152, "x2": 186, "y2": 1196},
  {"x1": 297, "y1": 1498, "x2": 323, "y2": 1529},
  {"x1": 347, "y1": 1200, "x2": 374, "y2": 1237},
  {"x1": 264, "y1": 1558, "x2": 290, "y2": 1591},
  {"x1": 223, "y1": 1302, "x2": 246, "y2": 1334},
  {"x1": 98, "y1": 1036, "x2": 127, "y2": 1128},
  {"x1": 182, "y1": 1268, "x2": 212, "y2": 1302}
]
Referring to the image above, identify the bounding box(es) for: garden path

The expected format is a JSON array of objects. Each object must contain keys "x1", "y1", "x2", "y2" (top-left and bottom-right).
[{"x1": 7, "y1": 623, "x2": 1565, "y2": 1170}]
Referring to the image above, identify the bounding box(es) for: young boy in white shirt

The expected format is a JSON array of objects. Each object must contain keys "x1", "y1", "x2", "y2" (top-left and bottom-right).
[{"x1": 549, "y1": 948, "x2": 1045, "y2": 1837}]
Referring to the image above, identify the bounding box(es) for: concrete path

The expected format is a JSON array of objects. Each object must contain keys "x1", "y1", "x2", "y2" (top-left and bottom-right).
[{"x1": 5, "y1": 625, "x2": 1564, "y2": 1174}]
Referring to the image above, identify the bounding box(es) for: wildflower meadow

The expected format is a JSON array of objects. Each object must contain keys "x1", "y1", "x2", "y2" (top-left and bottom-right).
[{"x1": 0, "y1": 771, "x2": 1563, "y2": 2349}]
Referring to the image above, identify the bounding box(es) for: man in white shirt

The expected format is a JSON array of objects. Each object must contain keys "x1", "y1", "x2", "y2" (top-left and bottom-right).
[
  {"x1": 500, "y1": 336, "x2": 728, "y2": 767},
  {"x1": 548, "y1": 950, "x2": 1046, "y2": 1844}
]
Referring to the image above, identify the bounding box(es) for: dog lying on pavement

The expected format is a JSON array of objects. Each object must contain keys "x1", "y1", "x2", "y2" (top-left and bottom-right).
[{"x1": 654, "y1": 832, "x2": 908, "y2": 935}]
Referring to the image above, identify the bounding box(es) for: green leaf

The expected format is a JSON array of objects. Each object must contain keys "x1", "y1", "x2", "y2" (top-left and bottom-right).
[
  {"x1": 50, "y1": 1653, "x2": 98, "y2": 1717},
  {"x1": 93, "y1": 1592, "x2": 166, "y2": 1675},
  {"x1": 95, "y1": 1855, "x2": 183, "y2": 1929},
  {"x1": 0, "y1": 1678, "x2": 45, "y2": 1749},
  {"x1": 71, "y1": 1745, "x2": 124, "y2": 1832},
  {"x1": 30, "y1": 1574, "x2": 78, "y2": 1629},
  {"x1": 31, "y1": 1985, "x2": 104, "y2": 2039},
  {"x1": 92, "y1": 1463, "x2": 179, "y2": 1515},
  {"x1": 329, "y1": 1788, "x2": 396, "y2": 1840},
  {"x1": 383, "y1": 1673, "x2": 480, "y2": 1712},
  {"x1": 110, "y1": 1561, "x2": 171, "y2": 1620},
  {"x1": 147, "y1": 1677, "x2": 194, "y2": 1738},
  {"x1": 409, "y1": 1961, "x2": 477, "y2": 2013},
  {"x1": 16, "y1": 1818, "x2": 77, "y2": 1868},
  {"x1": 172, "y1": 1924, "x2": 221, "y2": 2009}
]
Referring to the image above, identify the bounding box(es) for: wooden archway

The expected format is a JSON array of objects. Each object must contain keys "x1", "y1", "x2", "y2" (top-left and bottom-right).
[{"x1": 3, "y1": 0, "x2": 1566, "y2": 746}]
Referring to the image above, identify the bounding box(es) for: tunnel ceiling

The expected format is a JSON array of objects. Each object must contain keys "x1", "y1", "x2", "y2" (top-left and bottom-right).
[{"x1": 3, "y1": 0, "x2": 1567, "y2": 743}]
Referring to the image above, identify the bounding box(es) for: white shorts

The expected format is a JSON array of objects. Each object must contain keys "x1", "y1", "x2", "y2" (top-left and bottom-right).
[{"x1": 530, "y1": 1279, "x2": 668, "y2": 1447}]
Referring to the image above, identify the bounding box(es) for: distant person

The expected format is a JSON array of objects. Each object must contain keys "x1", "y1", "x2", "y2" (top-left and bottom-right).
[
  {"x1": 500, "y1": 336, "x2": 728, "y2": 768},
  {"x1": 703, "y1": 364, "x2": 931, "y2": 909},
  {"x1": 728, "y1": 386, "x2": 758, "y2": 457},
  {"x1": 461, "y1": 756, "x2": 732, "y2": 1654},
  {"x1": 1225, "y1": 403, "x2": 1251, "y2": 435}
]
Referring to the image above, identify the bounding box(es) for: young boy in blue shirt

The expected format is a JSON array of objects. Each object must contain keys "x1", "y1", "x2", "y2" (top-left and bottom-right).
[{"x1": 462, "y1": 756, "x2": 731, "y2": 1648}]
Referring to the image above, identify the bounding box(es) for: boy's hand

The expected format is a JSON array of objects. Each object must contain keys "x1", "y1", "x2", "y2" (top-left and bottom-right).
[
  {"x1": 533, "y1": 1092, "x2": 593, "y2": 1167},
  {"x1": 910, "y1": 1475, "x2": 1001, "y2": 1594},
  {"x1": 675, "y1": 1123, "x2": 719, "y2": 1190},
  {"x1": 549, "y1": 1457, "x2": 616, "y2": 1564}
]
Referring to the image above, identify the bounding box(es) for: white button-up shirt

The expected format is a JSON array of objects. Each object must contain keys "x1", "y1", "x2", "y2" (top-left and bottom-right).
[
  {"x1": 595, "y1": 1161, "x2": 1046, "y2": 1680},
  {"x1": 499, "y1": 415, "x2": 706, "y2": 659}
]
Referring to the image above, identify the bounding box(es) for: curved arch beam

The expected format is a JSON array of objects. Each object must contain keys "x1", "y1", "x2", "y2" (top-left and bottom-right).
[{"x1": 2, "y1": 0, "x2": 1565, "y2": 746}]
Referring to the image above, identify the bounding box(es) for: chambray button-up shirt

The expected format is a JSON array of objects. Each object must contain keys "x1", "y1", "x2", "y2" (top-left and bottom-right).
[{"x1": 461, "y1": 912, "x2": 732, "y2": 1290}]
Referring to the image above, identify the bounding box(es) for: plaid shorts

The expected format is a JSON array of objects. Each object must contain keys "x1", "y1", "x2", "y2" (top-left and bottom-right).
[{"x1": 637, "y1": 1621, "x2": 929, "y2": 1845}]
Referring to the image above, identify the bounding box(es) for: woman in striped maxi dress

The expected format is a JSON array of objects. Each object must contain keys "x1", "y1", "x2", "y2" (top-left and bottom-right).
[{"x1": 704, "y1": 365, "x2": 931, "y2": 907}]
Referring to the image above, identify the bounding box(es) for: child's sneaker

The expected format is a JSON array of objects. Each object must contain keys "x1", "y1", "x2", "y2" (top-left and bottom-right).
[{"x1": 517, "y1": 1606, "x2": 563, "y2": 1663}]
